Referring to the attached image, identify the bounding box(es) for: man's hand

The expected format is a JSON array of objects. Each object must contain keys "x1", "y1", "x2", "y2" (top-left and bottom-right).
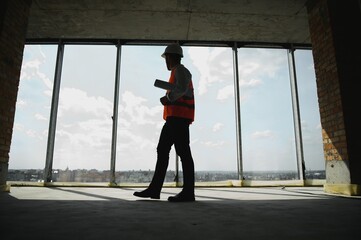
[{"x1": 160, "y1": 96, "x2": 169, "y2": 105}]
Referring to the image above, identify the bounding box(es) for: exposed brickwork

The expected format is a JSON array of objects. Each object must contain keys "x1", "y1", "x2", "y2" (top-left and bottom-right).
[
  {"x1": 307, "y1": 0, "x2": 349, "y2": 164},
  {"x1": 307, "y1": 0, "x2": 361, "y2": 186},
  {"x1": 0, "y1": 0, "x2": 31, "y2": 185}
]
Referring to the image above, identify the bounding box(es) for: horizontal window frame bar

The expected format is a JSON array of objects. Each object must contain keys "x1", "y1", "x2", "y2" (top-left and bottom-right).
[{"x1": 25, "y1": 38, "x2": 312, "y2": 50}]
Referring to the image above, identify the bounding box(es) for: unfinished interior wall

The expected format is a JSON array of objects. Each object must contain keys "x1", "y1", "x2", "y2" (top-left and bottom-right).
[
  {"x1": 306, "y1": 0, "x2": 361, "y2": 195},
  {"x1": 0, "y1": 0, "x2": 32, "y2": 191},
  {"x1": 1, "y1": 0, "x2": 360, "y2": 196}
]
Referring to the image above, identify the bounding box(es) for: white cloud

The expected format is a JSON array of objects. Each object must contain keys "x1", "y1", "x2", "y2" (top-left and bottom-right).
[
  {"x1": 44, "y1": 90, "x2": 52, "y2": 97},
  {"x1": 35, "y1": 113, "x2": 47, "y2": 121},
  {"x1": 240, "y1": 78, "x2": 262, "y2": 88},
  {"x1": 53, "y1": 87, "x2": 164, "y2": 170},
  {"x1": 118, "y1": 128, "x2": 156, "y2": 150},
  {"x1": 117, "y1": 90, "x2": 163, "y2": 152},
  {"x1": 239, "y1": 61, "x2": 260, "y2": 76},
  {"x1": 188, "y1": 47, "x2": 280, "y2": 102},
  {"x1": 236, "y1": 49, "x2": 286, "y2": 108},
  {"x1": 58, "y1": 87, "x2": 112, "y2": 119},
  {"x1": 20, "y1": 52, "x2": 53, "y2": 90},
  {"x1": 121, "y1": 91, "x2": 163, "y2": 125},
  {"x1": 251, "y1": 130, "x2": 275, "y2": 139},
  {"x1": 51, "y1": 87, "x2": 115, "y2": 169},
  {"x1": 25, "y1": 129, "x2": 44, "y2": 140},
  {"x1": 200, "y1": 140, "x2": 225, "y2": 147},
  {"x1": 13, "y1": 123, "x2": 24, "y2": 132},
  {"x1": 217, "y1": 85, "x2": 234, "y2": 101},
  {"x1": 238, "y1": 49, "x2": 285, "y2": 80},
  {"x1": 188, "y1": 47, "x2": 233, "y2": 96},
  {"x1": 16, "y1": 99, "x2": 27, "y2": 108},
  {"x1": 188, "y1": 47, "x2": 211, "y2": 95},
  {"x1": 308, "y1": 63, "x2": 315, "y2": 71},
  {"x1": 26, "y1": 129, "x2": 37, "y2": 138},
  {"x1": 57, "y1": 119, "x2": 111, "y2": 147},
  {"x1": 212, "y1": 122, "x2": 224, "y2": 132}
]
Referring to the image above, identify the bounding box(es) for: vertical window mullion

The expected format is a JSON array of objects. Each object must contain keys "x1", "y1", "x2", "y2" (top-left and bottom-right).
[
  {"x1": 44, "y1": 41, "x2": 64, "y2": 183},
  {"x1": 288, "y1": 47, "x2": 306, "y2": 181},
  {"x1": 232, "y1": 43, "x2": 243, "y2": 181},
  {"x1": 110, "y1": 42, "x2": 122, "y2": 184}
]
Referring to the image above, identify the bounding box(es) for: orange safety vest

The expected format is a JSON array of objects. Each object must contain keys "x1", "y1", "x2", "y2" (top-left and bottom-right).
[{"x1": 163, "y1": 68, "x2": 195, "y2": 123}]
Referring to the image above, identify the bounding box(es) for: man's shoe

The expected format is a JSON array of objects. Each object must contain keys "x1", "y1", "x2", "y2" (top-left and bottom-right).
[
  {"x1": 168, "y1": 192, "x2": 195, "y2": 202},
  {"x1": 133, "y1": 189, "x2": 160, "y2": 199}
]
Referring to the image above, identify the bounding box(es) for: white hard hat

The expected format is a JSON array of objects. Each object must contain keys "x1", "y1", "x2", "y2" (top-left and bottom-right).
[{"x1": 161, "y1": 43, "x2": 183, "y2": 58}]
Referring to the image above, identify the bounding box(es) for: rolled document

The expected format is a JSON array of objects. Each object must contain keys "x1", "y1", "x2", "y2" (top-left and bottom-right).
[
  {"x1": 154, "y1": 79, "x2": 175, "y2": 91},
  {"x1": 154, "y1": 79, "x2": 193, "y2": 97}
]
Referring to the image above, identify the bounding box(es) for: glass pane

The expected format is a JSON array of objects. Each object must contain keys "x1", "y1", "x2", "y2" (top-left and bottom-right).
[
  {"x1": 184, "y1": 46, "x2": 238, "y2": 182},
  {"x1": 294, "y1": 49, "x2": 325, "y2": 179},
  {"x1": 115, "y1": 46, "x2": 170, "y2": 183},
  {"x1": 8, "y1": 45, "x2": 323, "y2": 184},
  {"x1": 239, "y1": 48, "x2": 298, "y2": 180},
  {"x1": 116, "y1": 46, "x2": 238, "y2": 183},
  {"x1": 8, "y1": 45, "x2": 57, "y2": 181},
  {"x1": 52, "y1": 45, "x2": 116, "y2": 181}
]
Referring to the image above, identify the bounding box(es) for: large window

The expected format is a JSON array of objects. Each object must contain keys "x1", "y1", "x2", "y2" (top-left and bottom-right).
[
  {"x1": 52, "y1": 45, "x2": 116, "y2": 179},
  {"x1": 294, "y1": 50, "x2": 325, "y2": 178},
  {"x1": 239, "y1": 48, "x2": 298, "y2": 180},
  {"x1": 9, "y1": 43, "x2": 324, "y2": 183},
  {"x1": 116, "y1": 46, "x2": 168, "y2": 171},
  {"x1": 9, "y1": 45, "x2": 57, "y2": 175},
  {"x1": 114, "y1": 46, "x2": 171, "y2": 183},
  {"x1": 184, "y1": 46, "x2": 238, "y2": 181},
  {"x1": 115, "y1": 46, "x2": 237, "y2": 183}
]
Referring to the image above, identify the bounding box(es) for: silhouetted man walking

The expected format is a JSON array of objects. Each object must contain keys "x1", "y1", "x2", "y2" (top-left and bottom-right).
[{"x1": 134, "y1": 43, "x2": 195, "y2": 202}]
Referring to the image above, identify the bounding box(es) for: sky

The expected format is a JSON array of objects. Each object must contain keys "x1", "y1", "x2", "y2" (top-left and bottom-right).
[{"x1": 9, "y1": 44, "x2": 325, "y2": 173}]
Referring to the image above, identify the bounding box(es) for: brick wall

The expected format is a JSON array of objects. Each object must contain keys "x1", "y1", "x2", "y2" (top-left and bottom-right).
[
  {"x1": 307, "y1": 0, "x2": 361, "y2": 186},
  {"x1": 307, "y1": 0, "x2": 348, "y2": 163},
  {"x1": 0, "y1": 0, "x2": 32, "y2": 186}
]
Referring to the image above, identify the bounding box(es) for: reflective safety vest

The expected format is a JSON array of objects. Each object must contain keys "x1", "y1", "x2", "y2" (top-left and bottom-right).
[{"x1": 163, "y1": 68, "x2": 195, "y2": 123}]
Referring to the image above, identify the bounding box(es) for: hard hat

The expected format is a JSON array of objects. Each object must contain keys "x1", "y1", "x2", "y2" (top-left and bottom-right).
[{"x1": 161, "y1": 43, "x2": 183, "y2": 58}]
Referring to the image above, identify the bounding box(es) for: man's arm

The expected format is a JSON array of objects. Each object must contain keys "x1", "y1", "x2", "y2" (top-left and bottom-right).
[{"x1": 167, "y1": 65, "x2": 192, "y2": 102}]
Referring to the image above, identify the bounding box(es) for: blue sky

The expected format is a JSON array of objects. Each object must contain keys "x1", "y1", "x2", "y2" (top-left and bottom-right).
[{"x1": 9, "y1": 44, "x2": 324, "y2": 173}]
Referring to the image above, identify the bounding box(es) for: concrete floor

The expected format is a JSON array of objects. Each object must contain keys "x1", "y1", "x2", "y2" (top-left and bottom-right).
[{"x1": 1, "y1": 186, "x2": 360, "y2": 240}]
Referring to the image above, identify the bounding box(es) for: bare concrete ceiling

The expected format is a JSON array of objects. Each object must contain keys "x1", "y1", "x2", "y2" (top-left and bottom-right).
[{"x1": 26, "y1": 0, "x2": 310, "y2": 45}]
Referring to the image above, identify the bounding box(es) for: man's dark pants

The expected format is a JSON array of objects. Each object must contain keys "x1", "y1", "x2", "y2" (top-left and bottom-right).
[{"x1": 149, "y1": 117, "x2": 195, "y2": 195}]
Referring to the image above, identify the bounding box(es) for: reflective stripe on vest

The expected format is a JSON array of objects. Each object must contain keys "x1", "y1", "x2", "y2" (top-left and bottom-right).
[{"x1": 163, "y1": 68, "x2": 195, "y2": 122}]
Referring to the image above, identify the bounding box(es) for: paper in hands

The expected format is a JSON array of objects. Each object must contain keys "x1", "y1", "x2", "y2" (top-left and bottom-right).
[
  {"x1": 154, "y1": 79, "x2": 193, "y2": 97},
  {"x1": 154, "y1": 79, "x2": 175, "y2": 91}
]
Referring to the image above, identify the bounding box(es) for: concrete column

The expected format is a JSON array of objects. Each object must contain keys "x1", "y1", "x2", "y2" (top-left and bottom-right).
[
  {"x1": 0, "y1": 0, "x2": 32, "y2": 192},
  {"x1": 306, "y1": 0, "x2": 361, "y2": 195}
]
